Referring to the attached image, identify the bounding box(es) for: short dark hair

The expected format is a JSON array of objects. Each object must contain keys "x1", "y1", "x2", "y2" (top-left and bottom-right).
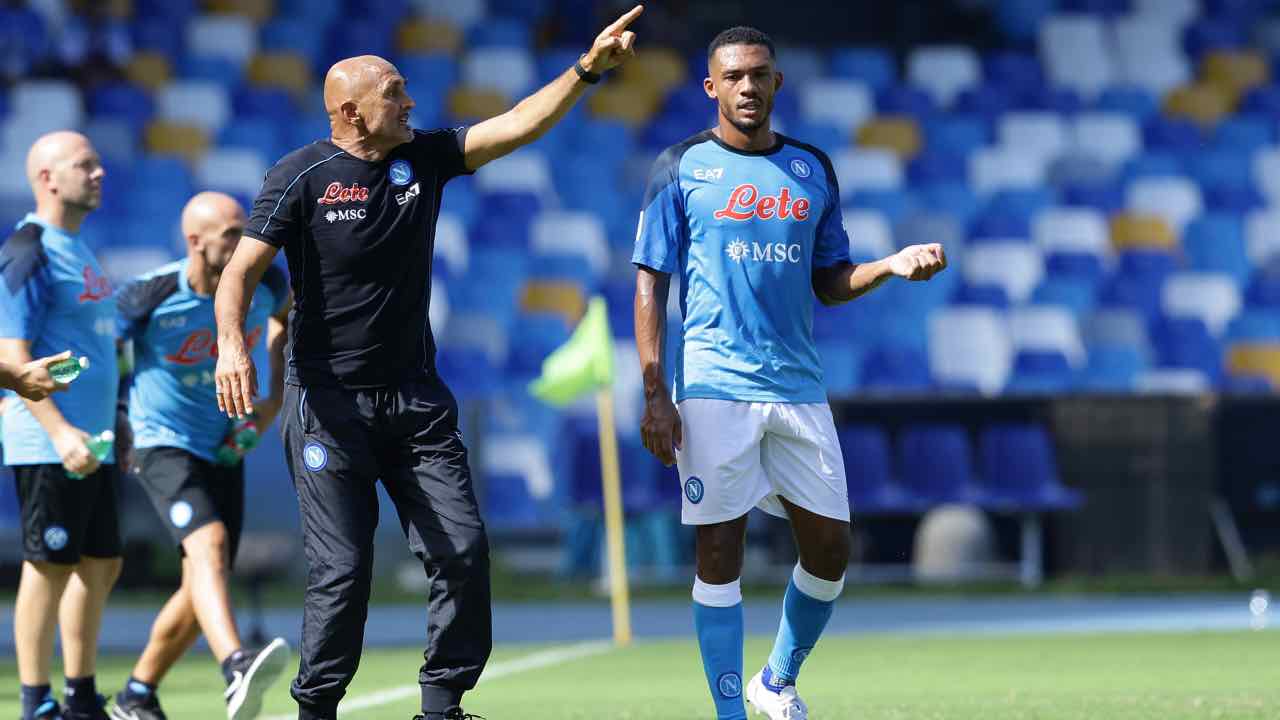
[{"x1": 707, "y1": 26, "x2": 775, "y2": 61}]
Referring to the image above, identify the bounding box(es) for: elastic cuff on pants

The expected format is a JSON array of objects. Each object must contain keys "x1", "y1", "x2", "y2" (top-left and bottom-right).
[
  {"x1": 422, "y1": 684, "x2": 463, "y2": 713},
  {"x1": 297, "y1": 706, "x2": 336, "y2": 720}
]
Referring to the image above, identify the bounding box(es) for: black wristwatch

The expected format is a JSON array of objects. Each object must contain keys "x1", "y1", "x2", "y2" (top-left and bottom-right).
[{"x1": 574, "y1": 55, "x2": 602, "y2": 84}]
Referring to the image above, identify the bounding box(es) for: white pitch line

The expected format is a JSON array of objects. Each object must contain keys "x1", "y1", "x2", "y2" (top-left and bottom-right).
[{"x1": 264, "y1": 640, "x2": 613, "y2": 720}]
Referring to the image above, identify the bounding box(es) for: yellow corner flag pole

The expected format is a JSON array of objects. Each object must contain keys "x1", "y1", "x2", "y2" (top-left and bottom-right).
[
  {"x1": 529, "y1": 297, "x2": 631, "y2": 646},
  {"x1": 595, "y1": 387, "x2": 633, "y2": 646}
]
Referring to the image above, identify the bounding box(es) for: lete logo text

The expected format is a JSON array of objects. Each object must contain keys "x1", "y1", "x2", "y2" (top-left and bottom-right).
[{"x1": 713, "y1": 184, "x2": 810, "y2": 222}]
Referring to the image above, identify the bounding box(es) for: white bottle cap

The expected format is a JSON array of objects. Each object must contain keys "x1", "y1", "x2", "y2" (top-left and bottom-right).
[
  {"x1": 100, "y1": 430, "x2": 114, "y2": 442},
  {"x1": 79, "y1": 356, "x2": 90, "y2": 369}
]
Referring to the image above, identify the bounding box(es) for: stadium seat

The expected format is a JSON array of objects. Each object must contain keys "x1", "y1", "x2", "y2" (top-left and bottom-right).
[
  {"x1": 1039, "y1": 14, "x2": 1114, "y2": 99},
  {"x1": 618, "y1": 48, "x2": 688, "y2": 97},
  {"x1": 799, "y1": 79, "x2": 873, "y2": 131},
  {"x1": 1133, "y1": 0, "x2": 1198, "y2": 24},
  {"x1": 928, "y1": 306, "x2": 1012, "y2": 394},
  {"x1": 246, "y1": 53, "x2": 312, "y2": 97},
  {"x1": 1225, "y1": 310, "x2": 1280, "y2": 343},
  {"x1": 1032, "y1": 277, "x2": 1097, "y2": 316},
  {"x1": 258, "y1": 19, "x2": 327, "y2": 67},
  {"x1": 1009, "y1": 305, "x2": 1085, "y2": 367},
  {"x1": 955, "y1": 283, "x2": 1011, "y2": 308},
  {"x1": 84, "y1": 119, "x2": 138, "y2": 165},
  {"x1": 1151, "y1": 316, "x2": 1222, "y2": 380},
  {"x1": 475, "y1": 149, "x2": 555, "y2": 200},
  {"x1": 1071, "y1": 112, "x2": 1141, "y2": 168},
  {"x1": 908, "y1": 46, "x2": 981, "y2": 107},
  {"x1": 1183, "y1": 214, "x2": 1249, "y2": 286},
  {"x1": 506, "y1": 313, "x2": 572, "y2": 376},
  {"x1": 462, "y1": 47, "x2": 536, "y2": 99},
  {"x1": 1033, "y1": 207, "x2": 1110, "y2": 259},
  {"x1": 187, "y1": 14, "x2": 256, "y2": 66},
  {"x1": 970, "y1": 147, "x2": 1045, "y2": 194},
  {"x1": 838, "y1": 425, "x2": 922, "y2": 514},
  {"x1": 963, "y1": 242, "x2": 1044, "y2": 304},
  {"x1": 860, "y1": 347, "x2": 932, "y2": 393},
  {"x1": 195, "y1": 149, "x2": 267, "y2": 199},
  {"x1": 1110, "y1": 213, "x2": 1177, "y2": 252},
  {"x1": 1225, "y1": 342, "x2": 1280, "y2": 388},
  {"x1": 829, "y1": 47, "x2": 895, "y2": 91},
  {"x1": 998, "y1": 112, "x2": 1069, "y2": 165},
  {"x1": 832, "y1": 148, "x2": 903, "y2": 196},
  {"x1": 816, "y1": 340, "x2": 862, "y2": 395},
  {"x1": 124, "y1": 52, "x2": 173, "y2": 92},
  {"x1": 11, "y1": 80, "x2": 82, "y2": 130},
  {"x1": 1213, "y1": 114, "x2": 1273, "y2": 152},
  {"x1": 954, "y1": 84, "x2": 1015, "y2": 122},
  {"x1": 856, "y1": 117, "x2": 921, "y2": 159},
  {"x1": 1245, "y1": 208, "x2": 1280, "y2": 268},
  {"x1": 157, "y1": 81, "x2": 232, "y2": 134},
  {"x1": 1112, "y1": 15, "x2": 1191, "y2": 97},
  {"x1": 1202, "y1": 50, "x2": 1269, "y2": 101},
  {"x1": 416, "y1": 0, "x2": 486, "y2": 29},
  {"x1": 449, "y1": 87, "x2": 511, "y2": 122},
  {"x1": 915, "y1": 182, "x2": 980, "y2": 228},
  {"x1": 985, "y1": 51, "x2": 1043, "y2": 97},
  {"x1": 1125, "y1": 177, "x2": 1203, "y2": 236},
  {"x1": 897, "y1": 212, "x2": 963, "y2": 252},
  {"x1": 481, "y1": 435, "x2": 556, "y2": 531},
  {"x1": 843, "y1": 210, "x2": 894, "y2": 259},
  {"x1": 530, "y1": 212, "x2": 609, "y2": 279},
  {"x1": 1135, "y1": 368, "x2": 1212, "y2": 394},
  {"x1": 398, "y1": 19, "x2": 463, "y2": 55},
  {"x1": 1083, "y1": 307, "x2": 1152, "y2": 355},
  {"x1": 896, "y1": 424, "x2": 989, "y2": 505},
  {"x1": 1253, "y1": 147, "x2": 1280, "y2": 204},
  {"x1": 875, "y1": 85, "x2": 937, "y2": 118},
  {"x1": 520, "y1": 281, "x2": 587, "y2": 328},
  {"x1": 1186, "y1": 148, "x2": 1253, "y2": 195},
  {"x1": 1161, "y1": 272, "x2": 1242, "y2": 338},
  {"x1": 434, "y1": 213, "x2": 469, "y2": 277},
  {"x1": 1079, "y1": 344, "x2": 1146, "y2": 391},
  {"x1": 144, "y1": 122, "x2": 211, "y2": 163},
  {"x1": 1163, "y1": 83, "x2": 1233, "y2": 128},
  {"x1": 1094, "y1": 86, "x2": 1158, "y2": 121},
  {"x1": 922, "y1": 114, "x2": 989, "y2": 157},
  {"x1": 977, "y1": 424, "x2": 1082, "y2": 510},
  {"x1": 908, "y1": 151, "x2": 967, "y2": 185}
]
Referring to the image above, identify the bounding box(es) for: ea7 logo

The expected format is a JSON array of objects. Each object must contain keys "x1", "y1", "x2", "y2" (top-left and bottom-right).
[
  {"x1": 693, "y1": 167, "x2": 725, "y2": 181},
  {"x1": 396, "y1": 182, "x2": 420, "y2": 207}
]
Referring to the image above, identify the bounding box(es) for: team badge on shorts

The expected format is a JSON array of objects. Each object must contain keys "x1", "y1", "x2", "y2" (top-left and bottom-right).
[
  {"x1": 43, "y1": 525, "x2": 68, "y2": 551},
  {"x1": 717, "y1": 672, "x2": 742, "y2": 698},
  {"x1": 790, "y1": 158, "x2": 812, "y2": 178},
  {"x1": 170, "y1": 500, "x2": 193, "y2": 528},
  {"x1": 684, "y1": 476, "x2": 704, "y2": 504},
  {"x1": 303, "y1": 442, "x2": 328, "y2": 471},
  {"x1": 389, "y1": 159, "x2": 414, "y2": 186}
]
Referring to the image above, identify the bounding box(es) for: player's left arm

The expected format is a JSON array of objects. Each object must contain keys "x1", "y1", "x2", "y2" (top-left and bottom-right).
[
  {"x1": 813, "y1": 246, "x2": 947, "y2": 305},
  {"x1": 461, "y1": 5, "x2": 642, "y2": 171}
]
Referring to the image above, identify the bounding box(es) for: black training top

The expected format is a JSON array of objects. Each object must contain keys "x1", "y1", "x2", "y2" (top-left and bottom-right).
[{"x1": 245, "y1": 128, "x2": 470, "y2": 389}]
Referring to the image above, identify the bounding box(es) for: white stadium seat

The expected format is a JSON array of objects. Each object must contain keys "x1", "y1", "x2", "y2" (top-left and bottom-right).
[
  {"x1": 963, "y1": 242, "x2": 1044, "y2": 304},
  {"x1": 970, "y1": 146, "x2": 1046, "y2": 194},
  {"x1": 907, "y1": 45, "x2": 980, "y2": 107},
  {"x1": 1040, "y1": 15, "x2": 1114, "y2": 99},
  {"x1": 157, "y1": 81, "x2": 232, "y2": 134},
  {"x1": 799, "y1": 79, "x2": 873, "y2": 131},
  {"x1": 462, "y1": 47, "x2": 536, "y2": 98},
  {"x1": 1009, "y1": 305, "x2": 1086, "y2": 367},
  {"x1": 928, "y1": 306, "x2": 1012, "y2": 394},
  {"x1": 475, "y1": 148, "x2": 554, "y2": 198},
  {"x1": 1245, "y1": 208, "x2": 1280, "y2": 268},
  {"x1": 1033, "y1": 207, "x2": 1111, "y2": 258},
  {"x1": 195, "y1": 149, "x2": 268, "y2": 199},
  {"x1": 530, "y1": 211, "x2": 610, "y2": 277},
  {"x1": 187, "y1": 15, "x2": 257, "y2": 66},
  {"x1": 832, "y1": 148, "x2": 902, "y2": 197},
  {"x1": 1071, "y1": 113, "x2": 1141, "y2": 168},
  {"x1": 1161, "y1": 272, "x2": 1243, "y2": 337},
  {"x1": 434, "y1": 212, "x2": 470, "y2": 275},
  {"x1": 998, "y1": 112, "x2": 1069, "y2": 165},
  {"x1": 1126, "y1": 176, "x2": 1202, "y2": 236},
  {"x1": 843, "y1": 209, "x2": 894, "y2": 259}
]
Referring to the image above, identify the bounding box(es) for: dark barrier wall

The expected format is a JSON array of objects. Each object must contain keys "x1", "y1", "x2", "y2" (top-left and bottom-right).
[{"x1": 831, "y1": 395, "x2": 1237, "y2": 577}]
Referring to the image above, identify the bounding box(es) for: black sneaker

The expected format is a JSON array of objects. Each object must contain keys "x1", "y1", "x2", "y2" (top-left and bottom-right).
[
  {"x1": 108, "y1": 689, "x2": 167, "y2": 720},
  {"x1": 62, "y1": 694, "x2": 109, "y2": 720},
  {"x1": 223, "y1": 637, "x2": 290, "y2": 719},
  {"x1": 413, "y1": 708, "x2": 486, "y2": 720}
]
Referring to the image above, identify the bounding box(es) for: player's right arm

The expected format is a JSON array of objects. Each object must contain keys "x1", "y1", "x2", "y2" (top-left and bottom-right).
[
  {"x1": 214, "y1": 237, "x2": 278, "y2": 419},
  {"x1": 633, "y1": 145, "x2": 688, "y2": 467},
  {"x1": 0, "y1": 352, "x2": 70, "y2": 401},
  {"x1": 0, "y1": 340, "x2": 96, "y2": 474}
]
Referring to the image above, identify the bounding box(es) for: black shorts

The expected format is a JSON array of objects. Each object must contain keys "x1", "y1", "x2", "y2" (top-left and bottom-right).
[
  {"x1": 134, "y1": 446, "x2": 245, "y2": 564},
  {"x1": 13, "y1": 463, "x2": 122, "y2": 564}
]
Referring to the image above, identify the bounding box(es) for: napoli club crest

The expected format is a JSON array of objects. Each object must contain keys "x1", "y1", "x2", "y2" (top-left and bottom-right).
[
  {"x1": 303, "y1": 442, "x2": 328, "y2": 471},
  {"x1": 684, "y1": 477, "x2": 704, "y2": 504},
  {"x1": 717, "y1": 672, "x2": 742, "y2": 698},
  {"x1": 389, "y1": 159, "x2": 414, "y2": 186},
  {"x1": 790, "y1": 158, "x2": 812, "y2": 178},
  {"x1": 44, "y1": 525, "x2": 68, "y2": 551}
]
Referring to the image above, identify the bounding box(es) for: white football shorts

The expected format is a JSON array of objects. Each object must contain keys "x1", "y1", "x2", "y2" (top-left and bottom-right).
[{"x1": 675, "y1": 398, "x2": 849, "y2": 525}]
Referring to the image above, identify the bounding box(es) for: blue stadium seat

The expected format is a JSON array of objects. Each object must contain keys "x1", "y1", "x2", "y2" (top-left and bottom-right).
[
  {"x1": 922, "y1": 114, "x2": 989, "y2": 157},
  {"x1": 218, "y1": 120, "x2": 284, "y2": 163},
  {"x1": 1242, "y1": 84, "x2": 1280, "y2": 115},
  {"x1": 1183, "y1": 17, "x2": 1245, "y2": 57},
  {"x1": 1016, "y1": 85, "x2": 1081, "y2": 114},
  {"x1": 896, "y1": 425, "x2": 990, "y2": 506},
  {"x1": 259, "y1": 20, "x2": 327, "y2": 68},
  {"x1": 1214, "y1": 114, "x2": 1274, "y2": 151},
  {"x1": 1184, "y1": 214, "x2": 1250, "y2": 286},
  {"x1": 232, "y1": 87, "x2": 297, "y2": 122},
  {"x1": 983, "y1": 51, "x2": 1043, "y2": 97},
  {"x1": 954, "y1": 283, "x2": 1011, "y2": 308},
  {"x1": 131, "y1": 18, "x2": 186, "y2": 59},
  {"x1": 87, "y1": 83, "x2": 154, "y2": 131},
  {"x1": 953, "y1": 85, "x2": 1014, "y2": 122},
  {"x1": 1121, "y1": 152, "x2": 1184, "y2": 184},
  {"x1": 977, "y1": 424, "x2": 1082, "y2": 510},
  {"x1": 915, "y1": 182, "x2": 979, "y2": 228},
  {"x1": 1061, "y1": 180, "x2": 1125, "y2": 213},
  {"x1": 976, "y1": 188, "x2": 1055, "y2": 238},
  {"x1": 1226, "y1": 309, "x2": 1280, "y2": 342},
  {"x1": 1032, "y1": 277, "x2": 1098, "y2": 316},
  {"x1": 482, "y1": 470, "x2": 545, "y2": 531},
  {"x1": 505, "y1": 313, "x2": 571, "y2": 377},
  {"x1": 178, "y1": 56, "x2": 243, "y2": 86},
  {"x1": 838, "y1": 425, "x2": 923, "y2": 514},
  {"x1": 1246, "y1": 269, "x2": 1280, "y2": 308},
  {"x1": 828, "y1": 47, "x2": 896, "y2": 91},
  {"x1": 1143, "y1": 117, "x2": 1204, "y2": 151},
  {"x1": 136, "y1": 0, "x2": 197, "y2": 22},
  {"x1": 1152, "y1": 316, "x2": 1223, "y2": 381},
  {"x1": 1045, "y1": 253, "x2": 1107, "y2": 288},
  {"x1": 907, "y1": 151, "x2": 967, "y2": 184},
  {"x1": 1006, "y1": 351, "x2": 1074, "y2": 394},
  {"x1": 468, "y1": 18, "x2": 533, "y2": 49},
  {"x1": 325, "y1": 19, "x2": 394, "y2": 71},
  {"x1": 994, "y1": 0, "x2": 1052, "y2": 42},
  {"x1": 876, "y1": 85, "x2": 936, "y2": 118},
  {"x1": 1079, "y1": 345, "x2": 1145, "y2": 391},
  {"x1": 1206, "y1": 186, "x2": 1265, "y2": 214},
  {"x1": 817, "y1": 340, "x2": 863, "y2": 396},
  {"x1": 352, "y1": 0, "x2": 409, "y2": 22},
  {"x1": 848, "y1": 189, "x2": 916, "y2": 225},
  {"x1": 397, "y1": 53, "x2": 459, "y2": 96},
  {"x1": 1222, "y1": 374, "x2": 1273, "y2": 394},
  {"x1": 1094, "y1": 87, "x2": 1158, "y2": 121},
  {"x1": 861, "y1": 347, "x2": 932, "y2": 393},
  {"x1": 1186, "y1": 148, "x2": 1253, "y2": 194},
  {"x1": 489, "y1": 0, "x2": 554, "y2": 22},
  {"x1": 435, "y1": 346, "x2": 497, "y2": 400},
  {"x1": 1099, "y1": 251, "x2": 1179, "y2": 321}
]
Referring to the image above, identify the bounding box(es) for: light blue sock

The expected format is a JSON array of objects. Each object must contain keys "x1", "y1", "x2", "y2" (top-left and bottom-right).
[
  {"x1": 765, "y1": 564, "x2": 843, "y2": 689},
  {"x1": 692, "y1": 577, "x2": 746, "y2": 720}
]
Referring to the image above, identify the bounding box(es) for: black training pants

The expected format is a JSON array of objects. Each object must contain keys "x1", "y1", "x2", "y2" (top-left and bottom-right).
[{"x1": 282, "y1": 377, "x2": 491, "y2": 719}]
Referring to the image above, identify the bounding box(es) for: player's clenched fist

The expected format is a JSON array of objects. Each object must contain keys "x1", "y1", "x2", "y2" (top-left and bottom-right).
[
  {"x1": 889, "y1": 243, "x2": 947, "y2": 282},
  {"x1": 582, "y1": 5, "x2": 643, "y2": 74}
]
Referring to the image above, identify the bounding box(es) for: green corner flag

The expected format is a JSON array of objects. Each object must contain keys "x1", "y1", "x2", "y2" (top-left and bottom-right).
[{"x1": 529, "y1": 296, "x2": 615, "y2": 406}]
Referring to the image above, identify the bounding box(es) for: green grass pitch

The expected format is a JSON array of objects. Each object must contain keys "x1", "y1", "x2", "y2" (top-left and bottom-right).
[{"x1": 2, "y1": 630, "x2": 1277, "y2": 718}]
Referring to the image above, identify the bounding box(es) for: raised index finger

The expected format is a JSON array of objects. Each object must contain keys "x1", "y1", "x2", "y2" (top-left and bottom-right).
[{"x1": 604, "y1": 4, "x2": 644, "y2": 35}]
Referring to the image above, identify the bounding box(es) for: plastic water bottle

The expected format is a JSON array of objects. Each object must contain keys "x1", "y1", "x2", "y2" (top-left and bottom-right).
[
  {"x1": 216, "y1": 416, "x2": 261, "y2": 466},
  {"x1": 49, "y1": 356, "x2": 89, "y2": 384},
  {"x1": 1250, "y1": 589, "x2": 1271, "y2": 630},
  {"x1": 68, "y1": 430, "x2": 114, "y2": 479}
]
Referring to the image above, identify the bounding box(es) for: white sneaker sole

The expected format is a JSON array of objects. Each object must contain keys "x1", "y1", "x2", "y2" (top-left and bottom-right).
[{"x1": 227, "y1": 637, "x2": 290, "y2": 720}]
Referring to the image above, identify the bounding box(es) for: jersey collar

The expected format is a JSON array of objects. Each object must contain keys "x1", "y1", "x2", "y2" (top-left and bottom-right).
[
  {"x1": 18, "y1": 212, "x2": 78, "y2": 246},
  {"x1": 707, "y1": 130, "x2": 785, "y2": 157}
]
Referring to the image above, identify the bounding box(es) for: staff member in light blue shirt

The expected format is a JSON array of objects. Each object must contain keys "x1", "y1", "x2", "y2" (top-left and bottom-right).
[{"x1": 0, "y1": 131, "x2": 121, "y2": 720}]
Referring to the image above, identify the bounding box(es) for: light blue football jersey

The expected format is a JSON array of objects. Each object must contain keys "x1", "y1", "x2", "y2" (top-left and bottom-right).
[
  {"x1": 116, "y1": 259, "x2": 288, "y2": 461},
  {"x1": 0, "y1": 214, "x2": 120, "y2": 465},
  {"x1": 632, "y1": 131, "x2": 851, "y2": 404}
]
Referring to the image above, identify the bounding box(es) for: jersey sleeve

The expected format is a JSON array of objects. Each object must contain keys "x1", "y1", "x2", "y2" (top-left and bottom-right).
[
  {"x1": 261, "y1": 264, "x2": 290, "y2": 315},
  {"x1": 114, "y1": 272, "x2": 179, "y2": 341},
  {"x1": 812, "y1": 151, "x2": 852, "y2": 269},
  {"x1": 413, "y1": 127, "x2": 471, "y2": 181},
  {"x1": 632, "y1": 146, "x2": 687, "y2": 274},
  {"x1": 246, "y1": 156, "x2": 307, "y2": 248},
  {"x1": 0, "y1": 226, "x2": 51, "y2": 341}
]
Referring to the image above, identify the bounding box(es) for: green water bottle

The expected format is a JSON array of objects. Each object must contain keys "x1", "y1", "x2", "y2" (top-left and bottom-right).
[
  {"x1": 215, "y1": 416, "x2": 260, "y2": 466},
  {"x1": 68, "y1": 430, "x2": 114, "y2": 479},
  {"x1": 49, "y1": 356, "x2": 89, "y2": 384}
]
